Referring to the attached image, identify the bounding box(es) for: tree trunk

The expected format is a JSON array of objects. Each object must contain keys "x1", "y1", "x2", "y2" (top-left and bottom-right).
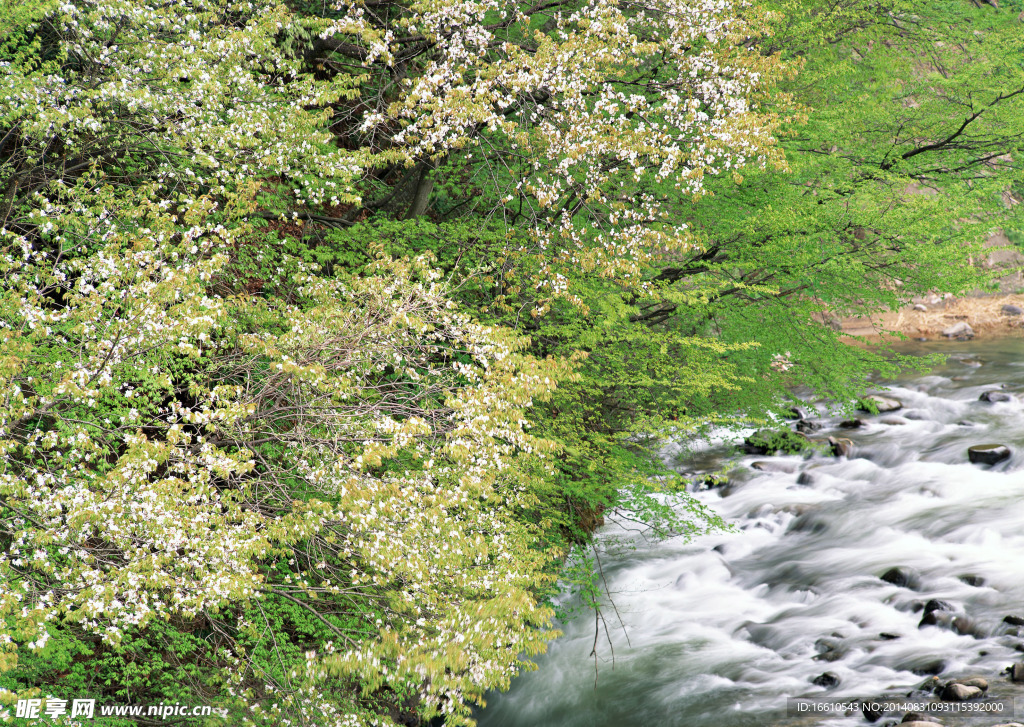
[{"x1": 404, "y1": 162, "x2": 434, "y2": 219}]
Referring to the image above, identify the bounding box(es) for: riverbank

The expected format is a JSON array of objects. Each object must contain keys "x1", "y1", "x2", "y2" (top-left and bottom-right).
[{"x1": 838, "y1": 294, "x2": 1024, "y2": 341}]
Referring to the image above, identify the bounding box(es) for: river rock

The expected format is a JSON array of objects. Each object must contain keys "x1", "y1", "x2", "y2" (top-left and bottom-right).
[
  {"x1": 881, "y1": 416, "x2": 909, "y2": 425},
  {"x1": 958, "y1": 574, "x2": 985, "y2": 587},
  {"x1": 795, "y1": 418, "x2": 821, "y2": 433},
  {"x1": 751, "y1": 460, "x2": 797, "y2": 474},
  {"x1": 881, "y1": 566, "x2": 921, "y2": 589},
  {"x1": 952, "y1": 616, "x2": 980, "y2": 637},
  {"x1": 1004, "y1": 615, "x2": 1024, "y2": 627},
  {"x1": 900, "y1": 713, "x2": 931, "y2": 724},
  {"x1": 859, "y1": 701, "x2": 886, "y2": 722},
  {"x1": 1010, "y1": 662, "x2": 1024, "y2": 682},
  {"x1": 968, "y1": 444, "x2": 1012, "y2": 465},
  {"x1": 1002, "y1": 304, "x2": 1024, "y2": 316},
  {"x1": 949, "y1": 676, "x2": 987, "y2": 691},
  {"x1": 919, "y1": 610, "x2": 950, "y2": 628},
  {"x1": 980, "y1": 390, "x2": 1015, "y2": 403},
  {"x1": 788, "y1": 511, "x2": 829, "y2": 535},
  {"x1": 812, "y1": 671, "x2": 840, "y2": 688},
  {"x1": 829, "y1": 436, "x2": 854, "y2": 457},
  {"x1": 940, "y1": 682, "x2": 982, "y2": 701},
  {"x1": 924, "y1": 599, "x2": 955, "y2": 615},
  {"x1": 860, "y1": 395, "x2": 904, "y2": 412},
  {"x1": 796, "y1": 471, "x2": 816, "y2": 485},
  {"x1": 904, "y1": 411, "x2": 927, "y2": 420},
  {"x1": 840, "y1": 418, "x2": 866, "y2": 429},
  {"x1": 916, "y1": 676, "x2": 943, "y2": 694},
  {"x1": 942, "y1": 321, "x2": 974, "y2": 339},
  {"x1": 787, "y1": 406, "x2": 809, "y2": 420}
]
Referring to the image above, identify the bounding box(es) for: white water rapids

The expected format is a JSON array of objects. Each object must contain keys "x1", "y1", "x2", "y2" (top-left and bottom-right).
[{"x1": 477, "y1": 340, "x2": 1024, "y2": 727}]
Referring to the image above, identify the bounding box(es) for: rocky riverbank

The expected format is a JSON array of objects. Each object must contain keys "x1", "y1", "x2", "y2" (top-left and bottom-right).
[{"x1": 837, "y1": 295, "x2": 1024, "y2": 341}]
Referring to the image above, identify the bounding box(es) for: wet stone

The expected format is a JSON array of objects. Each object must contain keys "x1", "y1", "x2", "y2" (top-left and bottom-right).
[
  {"x1": 952, "y1": 616, "x2": 979, "y2": 637},
  {"x1": 1010, "y1": 662, "x2": 1024, "y2": 683},
  {"x1": 958, "y1": 574, "x2": 985, "y2": 587},
  {"x1": 860, "y1": 395, "x2": 904, "y2": 413},
  {"x1": 881, "y1": 566, "x2": 921, "y2": 589},
  {"x1": 980, "y1": 390, "x2": 1015, "y2": 403},
  {"x1": 911, "y1": 660, "x2": 947, "y2": 677},
  {"x1": 880, "y1": 632, "x2": 901, "y2": 640},
  {"x1": 919, "y1": 611, "x2": 947, "y2": 628},
  {"x1": 1004, "y1": 615, "x2": 1024, "y2": 627},
  {"x1": 796, "y1": 471, "x2": 816, "y2": 486},
  {"x1": 940, "y1": 682, "x2": 982, "y2": 701},
  {"x1": 968, "y1": 444, "x2": 1012, "y2": 465},
  {"x1": 949, "y1": 676, "x2": 987, "y2": 691},
  {"x1": 829, "y1": 436, "x2": 854, "y2": 457},
  {"x1": 840, "y1": 418, "x2": 866, "y2": 429},
  {"x1": 924, "y1": 599, "x2": 955, "y2": 615},
  {"x1": 796, "y1": 418, "x2": 821, "y2": 433},
  {"x1": 811, "y1": 671, "x2": 840, "y2": 688},
  {"x1": 881, "y1": 416, "x2": 909, "y2": 425},
  {"x1": 1002, "y1": 304, "x2": 1024, "y2": 316}
]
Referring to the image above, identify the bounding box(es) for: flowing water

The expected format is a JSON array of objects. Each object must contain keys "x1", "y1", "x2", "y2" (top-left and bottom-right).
[{"x1": 477, "y1": 339, "x2": 1024, "y2": 727}]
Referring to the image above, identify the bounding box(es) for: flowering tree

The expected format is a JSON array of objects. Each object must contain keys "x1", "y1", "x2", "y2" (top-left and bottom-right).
[
  {"x1": 0, "y1": 0, "x2": 786, "y2": 723},
  {"x1": 0, "y1": 190, "x2": 568, "y2": 724},
  {"x1": 311, "y1": 0, "x2": 789, "y2": 298}
]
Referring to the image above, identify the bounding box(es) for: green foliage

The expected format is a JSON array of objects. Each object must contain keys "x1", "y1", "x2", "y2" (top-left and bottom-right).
[
  {"x1": 744, "y1": 429, "x2": 814, "y2": 456},
  {"x1": 7, "y1": 0, "x2": 1024, "y2": 722}
]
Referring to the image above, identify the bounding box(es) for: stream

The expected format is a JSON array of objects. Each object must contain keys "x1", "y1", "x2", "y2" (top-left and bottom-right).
[{"x1": 477, "y1": 339, "x2": 1024, "y2": 727}]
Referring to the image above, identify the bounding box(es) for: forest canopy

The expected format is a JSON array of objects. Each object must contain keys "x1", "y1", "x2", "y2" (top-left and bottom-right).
[{"x1": 2, "y1": 0, "x2": 1024, "y2": 724}]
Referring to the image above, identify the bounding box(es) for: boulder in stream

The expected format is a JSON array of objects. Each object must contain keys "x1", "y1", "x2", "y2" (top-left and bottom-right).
[
  {"x1": 1004, "y1": 615, "x2": 1024, "y2": 627},
  {"x1": 980, "y1": 390, "x2": 1015, "y2": 403},
  {"x1": 839, "y1": 418, "x2": 866, "y2": 429},
  {"x1": 1002, "y1": 304, "x2": 1024, "y2": 316},
  {"x1": 881, "y1": 416, "x2": 909, "y2": 425},
  {"x1": 828, "y1": 436, "x2": 854, "y2": 457},
  {"x1": 859, "y1": 395, "x2": 904, "y2": 413},
  {"x1": 881, "y1": 566, "x2": 921, "y2": 590},
  {"x1": 811, "y1": 671, "x2": 840, "y2": 688},
  {"x1": 967, "y1": 444, "x2": 1011, "y2": 465},
  {"x1": 1009, "y1": 662, "x2": 1024, "y2": 683},
  {"x1": 940, "y1": 682, "x2": 982, "y2": 701},
  {"x1": 949, "y1": 676, "x2": 987, "y2": 691},
  {"x1": 924, "y1": 599, "x2": 955, "y2": 615}
]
